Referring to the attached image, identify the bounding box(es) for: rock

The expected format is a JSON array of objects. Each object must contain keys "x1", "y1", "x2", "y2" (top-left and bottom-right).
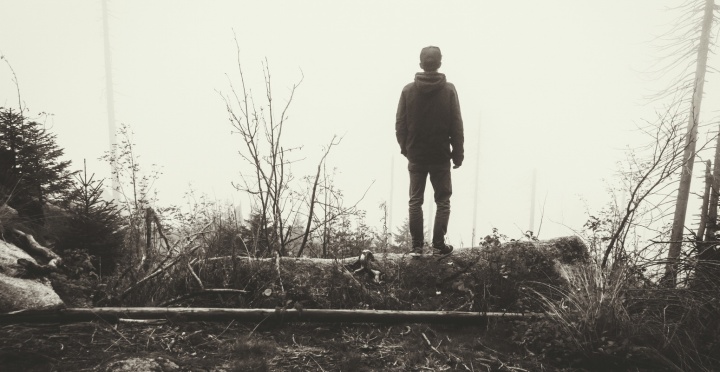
[
  {"x1": 102, "y1": 356, "x2": 181, "y2": 372},
  {"x1": 0, "y1": 240, "x2": 33, "y2": 277},
  {"x1": 0, "y1": 273, "x2": 64, "y2": 312},
  {"x1": 0, "y1": 240, "x2": 64, "y2": 312},
  {"x1": 0, "y1": 203, "x2": 18, "y2": 221},
  {"x1": 98, "y1": 354, "x2": 247, "y2": 372}
]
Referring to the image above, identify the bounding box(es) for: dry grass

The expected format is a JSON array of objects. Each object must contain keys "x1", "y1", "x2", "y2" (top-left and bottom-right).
[
  {"x1": 530, "y1": 261, "x2": 631, "y2": 350},
  {"x1": 528, "y1": 257, "x2": 720, "y2": 371}
]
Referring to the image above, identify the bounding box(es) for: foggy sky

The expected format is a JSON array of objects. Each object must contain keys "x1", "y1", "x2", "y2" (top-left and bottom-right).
[{"x1": 2, "y1": 0, "x2": 715, "y2": 246}]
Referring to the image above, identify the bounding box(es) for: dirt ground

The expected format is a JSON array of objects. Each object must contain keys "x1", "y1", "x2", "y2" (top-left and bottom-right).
[{"x1": 0, "y1": 318, "x2": 550, "y2": 372}]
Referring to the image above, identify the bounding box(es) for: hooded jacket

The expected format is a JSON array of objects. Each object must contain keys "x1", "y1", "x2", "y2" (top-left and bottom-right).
[{"x1": 395, "y1": 72, "x2": 464, "y2": 166}]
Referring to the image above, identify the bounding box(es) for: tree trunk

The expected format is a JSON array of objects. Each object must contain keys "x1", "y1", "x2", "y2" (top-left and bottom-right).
[
  {"x1": 667, "y1": 0, "x2": 715, "y2": 286},
  {"x1": 297, "y1": 153, "x2": 326, "y2": 257},
  {"x1": 145, "y1": 207, "x2": 153, "y2": 255},
  {"x1": 697, "y1": 160, "x2": 712, "y2": 241},
  {"x1": 706, "y1": 130, "x2": 720, "y2": 241}
]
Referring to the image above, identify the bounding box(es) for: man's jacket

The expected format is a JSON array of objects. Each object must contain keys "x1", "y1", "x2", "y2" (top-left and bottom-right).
[{"x1": 395, "y1": 72, "x2": 464, "y2": 166}]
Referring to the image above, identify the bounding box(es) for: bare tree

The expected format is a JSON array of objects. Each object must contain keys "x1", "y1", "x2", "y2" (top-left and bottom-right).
[
  {"x1": 222, "y1": 50, "x2": 302, "y2": 256},
  {"x1": 600, "y1": 106, "x2": 713, "y2": 268},
  {"x1": 222, "y1": 38, "x2": 375, "y2": 258},
  {"x1": 297, "y1": 136, "x2": 340, "y2": 257}
]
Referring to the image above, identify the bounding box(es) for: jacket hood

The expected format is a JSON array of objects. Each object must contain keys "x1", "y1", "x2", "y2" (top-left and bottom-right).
[{"x1": 414, "y1": 72, "x2": 447, "y2": 94}]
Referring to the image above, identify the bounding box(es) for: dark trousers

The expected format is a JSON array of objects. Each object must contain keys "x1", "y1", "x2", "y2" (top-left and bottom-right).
[{"x1": 408, "y1": 161, "x2": 452, "y2": 248}]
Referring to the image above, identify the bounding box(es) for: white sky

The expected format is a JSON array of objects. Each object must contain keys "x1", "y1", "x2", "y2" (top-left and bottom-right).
[{"x1": 2, "y1": 0, "x2": 717, "y2": 246}]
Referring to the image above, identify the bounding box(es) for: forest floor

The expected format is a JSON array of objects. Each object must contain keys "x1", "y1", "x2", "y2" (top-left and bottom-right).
[
  {"x1": 0, "y1": 316, "x2": 674, "y2": 372},
  {"x1": 0, "y1": 318, "x2": 568, "y2": 372}
]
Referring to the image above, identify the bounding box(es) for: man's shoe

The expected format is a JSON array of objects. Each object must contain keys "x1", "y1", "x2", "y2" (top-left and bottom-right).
[
  {"x1": 432, "y1": 244, "x2": 454, "y2": 256},
  {"x1": 410, "y1": 246, "x2": 424, "y2": 257}
]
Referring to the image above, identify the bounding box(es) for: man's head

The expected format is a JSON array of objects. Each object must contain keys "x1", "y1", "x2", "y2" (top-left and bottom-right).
[{"x1": 419, "y1": 46, "x2": 442, "y2": 72}]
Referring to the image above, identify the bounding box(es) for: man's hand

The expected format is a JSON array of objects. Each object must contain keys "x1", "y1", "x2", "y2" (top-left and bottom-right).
[{"x1": 453, "y1": 163, "x2": 461, "y2": 169}]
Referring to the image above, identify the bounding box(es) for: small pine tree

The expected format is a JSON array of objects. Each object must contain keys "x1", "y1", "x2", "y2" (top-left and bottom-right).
[
  {"x1": 240, "y1": 211, "x2": 273, "y2": 257},
  {"x1": 55, "y1": 162, "x2": 124, "y2": 275},
  {"x1": 0, "y1": 108, "x2": 75, "y2": 225},
  {"x1": 392, "y1": 218, "x2": 412, "y2": 251}
]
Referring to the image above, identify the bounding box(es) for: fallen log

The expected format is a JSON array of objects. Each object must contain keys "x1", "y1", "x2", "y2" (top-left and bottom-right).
[
  {"x1": 0, "y1": 307, "x2": 542, "y2": 325},
  {"x1": 112, "y1": 236, "x2": 588, "y2": 312}
]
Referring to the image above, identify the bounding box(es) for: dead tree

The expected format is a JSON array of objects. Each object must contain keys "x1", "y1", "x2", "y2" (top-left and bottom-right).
[
  {"x1": 666, "y1": 0, "x2": 716, "y2": 285},
  {"x1": 222, "y1": 38, "x2": 369, "y2": 258},
  {"x1": 697, "y1": 160, "x2": 712, "y2": 241}
]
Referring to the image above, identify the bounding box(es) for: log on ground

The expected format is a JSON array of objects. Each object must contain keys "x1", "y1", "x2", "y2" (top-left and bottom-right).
[
  {"x1": 150, "y1": 236, "x2": 587, "y2": 313},
  {"x1": 0, "y1": 307, "x2": 543, "y2": 325}
]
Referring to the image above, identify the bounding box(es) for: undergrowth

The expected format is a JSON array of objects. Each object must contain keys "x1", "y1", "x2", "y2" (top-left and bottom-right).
[{"x1": 526, "y1": 255, "x2": 720, "y2": 371}]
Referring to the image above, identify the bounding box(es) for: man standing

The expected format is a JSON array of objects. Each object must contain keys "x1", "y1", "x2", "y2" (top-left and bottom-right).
[{"x1": 396, "y1": 46, "x2": 464, "y2": 257}]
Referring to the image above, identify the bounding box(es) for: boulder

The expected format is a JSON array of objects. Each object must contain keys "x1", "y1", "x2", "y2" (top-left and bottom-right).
[
  {"x1": 0, "y1": 239, "x2": 33, "y2": 277},
  {"x1": 102, "y1": 355, "x2": 181, "y2": 372},
  {"x1": 0, "y1": 240, "x2": 64, "y2": 312}
]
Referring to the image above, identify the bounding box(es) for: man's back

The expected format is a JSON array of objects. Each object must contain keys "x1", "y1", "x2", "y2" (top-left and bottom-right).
[{"x1": 396, "y1": 71, "x2": 464, "y2": 166}]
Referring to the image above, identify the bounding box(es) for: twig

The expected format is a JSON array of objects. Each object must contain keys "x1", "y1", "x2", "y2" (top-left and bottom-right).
[
  {"x1": 218, "y1": 320, "x2": 235, "y2": 338},
  {"x1": 151, "y1": 209, "x2": 172, "y2": 252},
  {"x1": 118, "y1": 318, "x2": 166, "y2": 325},
  {"x1": 310, "y1": 356, "x2": 326, "y2": 371},
  {"x1": 505, "y1": 367, "x2": 529, "y2": 372},
  {"x1": 119, "y1": 245, "x2": 202, "y2": 300},
  {"x1": 187, "y1": 262, "x2": 204, "y2": 290},
  {"x1": 421, "y1": 332, "x2": 443, "y2": 355},
  {"x1": 248, "y1": 315, "x2": 271, "y2": 337},
  {"x1": 100, "y1": 319, "x2": 132, "y2": 348},
  {"x1": 155, "y1": 222, "x2": 212, "y2": 269},
  {"x1": 536, "y1": 191, "x2": 548, "y2": 239},
  {"x1": 477, "y1": 340, "x2": 505, "y2": 357},
  {"x1": 0, "y1": 52, "x2": 24, "y2": 112}
]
